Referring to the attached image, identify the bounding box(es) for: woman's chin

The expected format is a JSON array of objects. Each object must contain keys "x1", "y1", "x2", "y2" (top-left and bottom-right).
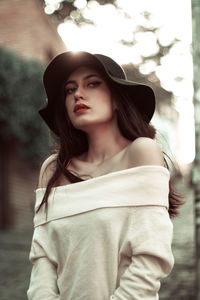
[
  {"x1": 71, "y1": 114, "x2": 116, "y2": 132},
  {"x1": 73, "y1": 120, "x2": 106, "y2": 132},
  {"x1": 72, "y1": 120, "x2": 95, "y2": 131}
]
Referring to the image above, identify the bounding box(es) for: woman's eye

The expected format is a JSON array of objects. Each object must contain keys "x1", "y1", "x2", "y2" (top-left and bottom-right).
[
  {"x1": 65, "y1": 87, "x2": 76, "y2": 95},
  {"x1": 88, "y1": 81, "x2": 101, "y2": 88}
]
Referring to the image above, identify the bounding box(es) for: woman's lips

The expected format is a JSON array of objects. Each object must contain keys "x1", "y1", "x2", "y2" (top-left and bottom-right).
[
  {"x1": 74, "y1": 103, "x2": 90, "y2": 112},
  {"x1": 75, "y1": 107, "x2": 90, "y2": 113}
]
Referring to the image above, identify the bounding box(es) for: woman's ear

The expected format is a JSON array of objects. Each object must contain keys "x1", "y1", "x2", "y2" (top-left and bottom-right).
[{"x1": 112, "y1": 98, "x2": 118, "y2": 111}]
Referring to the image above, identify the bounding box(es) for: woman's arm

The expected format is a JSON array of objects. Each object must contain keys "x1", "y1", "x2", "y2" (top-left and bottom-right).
[
  {"x1": 27, "y1": 227, "x2": 60, "y2": 300},
  {"x1": 38, "y1": 154, "x2": 57, "y2": 189},
  {"x1": 110, "y1": 138, "x2": 173, "y2": 299},
  {"x1": 110, "y1": 206, "x2": 174, "y2": 300},
  {"x1": 27, "y1": 155, "x2": 59, "y2": 299}
]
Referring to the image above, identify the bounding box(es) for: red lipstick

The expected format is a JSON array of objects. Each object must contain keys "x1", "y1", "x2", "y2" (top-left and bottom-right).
[{"x1": 74, "y1": 103, "x2": 90, "y2": 113}]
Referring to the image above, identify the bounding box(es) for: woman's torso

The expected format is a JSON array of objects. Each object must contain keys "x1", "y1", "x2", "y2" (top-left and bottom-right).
[{"x1": 33, "y1": 163, "x2": 172, "y2": 300}]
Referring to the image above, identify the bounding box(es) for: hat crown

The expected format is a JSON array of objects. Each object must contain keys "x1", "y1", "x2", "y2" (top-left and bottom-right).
[{"x1": 94, "y1": 54, "x2": 127, "y2": 80}]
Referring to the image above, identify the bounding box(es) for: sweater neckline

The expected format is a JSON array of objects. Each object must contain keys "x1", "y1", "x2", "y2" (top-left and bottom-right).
[{"x1": 35, "y1": 165, "x2": 170, "y2": 193}]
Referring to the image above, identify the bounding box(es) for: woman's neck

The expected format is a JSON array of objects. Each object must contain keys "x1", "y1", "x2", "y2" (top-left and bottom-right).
[
  {"x1": 82, "y1": 126, "x2": 131, "y2": 164},
  {"x1": 73, "y1": 112, "x2": 130, "y2": 164}
]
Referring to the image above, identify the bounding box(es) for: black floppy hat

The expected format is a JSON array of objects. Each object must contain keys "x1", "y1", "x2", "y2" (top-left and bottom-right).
[{"x1": 39, "y1": 51, "x2": 155, "y2": 135}]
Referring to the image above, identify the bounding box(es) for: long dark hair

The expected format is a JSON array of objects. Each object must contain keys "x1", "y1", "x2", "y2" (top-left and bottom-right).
[{"x1": 37, "y1": 76, "x2": 184, "y2": 217}]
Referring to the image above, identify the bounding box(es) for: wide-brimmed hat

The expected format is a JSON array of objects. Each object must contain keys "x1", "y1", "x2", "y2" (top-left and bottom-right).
[{"x1": 39, "y1": 51, "x2": 155, "y2": 135}]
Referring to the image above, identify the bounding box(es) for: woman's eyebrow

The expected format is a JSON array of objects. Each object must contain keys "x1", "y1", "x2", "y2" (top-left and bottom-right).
[
  {"x1": 65, "y1": 74, "x2": 100, "y2": 86},
  {"x1": 83, "y1": 74, "x2": 100, "y2": 80}
]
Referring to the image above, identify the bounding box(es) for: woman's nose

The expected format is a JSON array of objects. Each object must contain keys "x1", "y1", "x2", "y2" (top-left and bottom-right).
[{"x1": 74, "y1": 86, "x2": 85, "y2": 101}]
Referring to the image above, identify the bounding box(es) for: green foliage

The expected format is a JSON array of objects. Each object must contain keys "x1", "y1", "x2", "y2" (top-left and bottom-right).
[{"x1": 0, "y1": 47, "x2": 50, "y2": 165}]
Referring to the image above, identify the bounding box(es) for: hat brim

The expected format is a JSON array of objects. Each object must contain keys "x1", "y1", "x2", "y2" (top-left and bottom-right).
[{"x1": 39, "y1": 51, "x2": 155, "y2": 135}]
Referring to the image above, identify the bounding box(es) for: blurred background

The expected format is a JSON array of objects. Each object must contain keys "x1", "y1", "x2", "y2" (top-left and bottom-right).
[{"x1": 0, "y1": 0, "x2": 196, "y2": 299}]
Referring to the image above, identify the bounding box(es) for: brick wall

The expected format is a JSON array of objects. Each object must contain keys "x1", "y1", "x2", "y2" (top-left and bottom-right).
[{"x1": 0, "y1": 0, "x2": 66, "y2": 62}]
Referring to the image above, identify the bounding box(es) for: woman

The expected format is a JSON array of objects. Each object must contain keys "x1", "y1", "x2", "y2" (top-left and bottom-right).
[{"x1": 27, "y1": 51, "x2": 183, "y2": 300}]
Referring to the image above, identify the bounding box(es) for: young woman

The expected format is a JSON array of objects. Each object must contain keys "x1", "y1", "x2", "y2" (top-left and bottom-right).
[{"x1": 27, "y1": 51, "x2": 183, "y2": 300}]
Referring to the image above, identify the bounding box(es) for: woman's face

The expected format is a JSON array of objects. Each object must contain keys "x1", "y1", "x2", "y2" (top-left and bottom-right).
[{"x1": 65, "y1": 66, "x2": 117, "y2": 132}]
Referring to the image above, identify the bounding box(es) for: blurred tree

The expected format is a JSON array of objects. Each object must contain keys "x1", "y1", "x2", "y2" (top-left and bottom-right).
[
  {"x1": 191, "y1": 0, "x2": 200, "y2": 297},
  {"x1": 40, "y1": 0, "x2": 116, "y2": 25},
  {"x1": 0, "y1": 47, "x2": 50, "y2": 166}
]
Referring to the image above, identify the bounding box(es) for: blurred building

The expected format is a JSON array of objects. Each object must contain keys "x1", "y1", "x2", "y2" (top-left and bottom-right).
[
  {"x1": 0, "y1": 0, "x2": 66, "y2": 230},
  {"x1": 0, "y1": 0, "x2": 66, "y2": 62}
]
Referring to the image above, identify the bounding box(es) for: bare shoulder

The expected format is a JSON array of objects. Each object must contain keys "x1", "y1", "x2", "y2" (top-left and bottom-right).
[
  {"x1": 38, "y1": 154, "x2": 57, "y2": 189},
  {"x1": 128, "y1": 137, "x2": 165, "y2": 167}
]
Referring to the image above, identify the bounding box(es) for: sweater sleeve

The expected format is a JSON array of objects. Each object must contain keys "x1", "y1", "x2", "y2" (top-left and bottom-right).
[
  {"x1": 110, "y1": 206, "x2": 174, "y2": 300},
  {"x1": 27, "y1": 227, "x2": 60, "y2": 300}
]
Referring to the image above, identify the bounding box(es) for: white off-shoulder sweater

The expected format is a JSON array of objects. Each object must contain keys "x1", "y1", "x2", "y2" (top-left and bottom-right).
[{"x1": 27, "y1": 165, "x2": 174, "y2": 300}]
